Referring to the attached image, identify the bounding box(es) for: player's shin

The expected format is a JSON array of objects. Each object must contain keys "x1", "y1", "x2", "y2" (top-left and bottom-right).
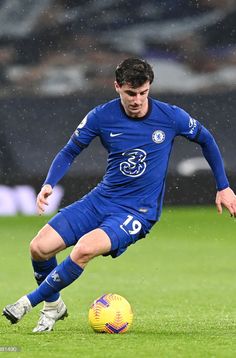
[
  {"x1": 31, "y1": 257, "x2": 59, "y2": 302},
  {"x1": 27, "y1": 255, "x2": 84, "y2": 307}
]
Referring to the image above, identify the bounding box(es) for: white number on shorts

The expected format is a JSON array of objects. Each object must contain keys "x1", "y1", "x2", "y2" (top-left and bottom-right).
[{"x1": 120, "y1": 215, "x2": 142, "y2": 235}]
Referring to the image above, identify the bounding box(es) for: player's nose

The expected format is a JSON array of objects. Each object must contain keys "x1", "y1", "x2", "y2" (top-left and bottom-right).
[{"x1": 133, "y1": 94, "x2": 142, "y2": 105}]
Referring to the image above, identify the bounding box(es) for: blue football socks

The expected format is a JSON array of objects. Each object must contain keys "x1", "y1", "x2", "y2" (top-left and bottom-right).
[
  {"x1": 31, "y1": 257, "x2": 59, "y2": 302},
  {"x1": 27, "y1": 256, "x2": 84, "y2": 307}
]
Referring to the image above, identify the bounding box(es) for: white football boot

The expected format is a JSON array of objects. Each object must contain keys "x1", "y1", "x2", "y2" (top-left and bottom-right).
[
  {"x1": 32, "y1": 297, "x2": 68, "y2": 333},
  {"x1": 2, "y1": 296, "x2": 32, "y2": 323}
]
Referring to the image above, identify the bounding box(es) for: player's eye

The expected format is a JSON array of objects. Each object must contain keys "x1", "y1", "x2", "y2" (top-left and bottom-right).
[
  {"x1": 124, "y1": 89, "x2": 148, "y2": 97},
  {"x1": 125, "y1": 91, "x2": 136, "y2": 96},
  {"x1": 140, "y1": 90, "x2": 148, "y2": 95}
]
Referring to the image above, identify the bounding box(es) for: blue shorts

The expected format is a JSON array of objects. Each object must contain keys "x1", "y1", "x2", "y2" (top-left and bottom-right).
[{"x1": 48, "y1": 191, "x2": 155, "y2": 258}]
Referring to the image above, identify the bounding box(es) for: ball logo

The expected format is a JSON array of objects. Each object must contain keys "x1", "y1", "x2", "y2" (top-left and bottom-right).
[
  {"x1": 152, "y1": 130, "x2": 165, "y2": 144},
  {"x1": 89, "y1": 293, "x2": 133, "y2": 334}
]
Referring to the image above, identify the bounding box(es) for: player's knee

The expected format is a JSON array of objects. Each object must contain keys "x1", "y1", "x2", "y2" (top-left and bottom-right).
[
  {"x1": 30, "y1": 234, "x2": 50, "y2": 261},
  {"x1": 71, "y1": 242, "x2": 95, "y2": 265}
]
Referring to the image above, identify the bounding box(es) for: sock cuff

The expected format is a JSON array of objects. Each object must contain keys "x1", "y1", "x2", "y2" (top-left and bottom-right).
[
  {"x1": 27, "y1": 256, "x2": 83, "y2": 306},
  {"x1": 31, "y1": 256, "x2": 57, "y2": 269},
  {"x1": 44, "y1": 297, "x2": 61, "y2": 308},
  {"x1": 64, "y1": 256, "x2": 84, "y2": 276}
]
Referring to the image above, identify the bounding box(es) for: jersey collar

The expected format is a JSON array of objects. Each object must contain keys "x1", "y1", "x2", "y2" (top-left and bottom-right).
[{"x1": 119, "y1": 97, "x2": 153, "y2": 121}]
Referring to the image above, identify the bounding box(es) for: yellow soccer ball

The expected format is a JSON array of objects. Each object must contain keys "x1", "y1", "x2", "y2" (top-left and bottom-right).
[{"x1": 88, "y1": 293, "x2": 133, "y2": 334}]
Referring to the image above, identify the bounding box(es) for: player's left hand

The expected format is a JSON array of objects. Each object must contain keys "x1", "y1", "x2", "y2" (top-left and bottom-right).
[{"x1": 215, "y1": 187, "x2": 236, "y2": 217}]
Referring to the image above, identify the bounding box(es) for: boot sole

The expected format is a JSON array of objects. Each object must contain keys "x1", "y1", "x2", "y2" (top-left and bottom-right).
[
  {"x1": 58, "y1": 309, "x2": 68, "y2": 321},
  {"x1": 2, "y1": 308, "x2": 19, "y2": 324}
]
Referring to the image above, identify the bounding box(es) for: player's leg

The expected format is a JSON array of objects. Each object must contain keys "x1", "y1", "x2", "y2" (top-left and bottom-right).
[
  {"x1": 99, "y1": 212, "x2": 154, "y2": 258},
  {"x1": 2, "y1": 198, "x2": 104, "y2": 332},
  {"x1": 2, "y1": 222, "x2": 67, "y2": 326},
  {"x1": 29, "y1": 222, "x2": 69, "y2": 332},
  {"x1": 18, "y1": 228, "x2": 111, "y2": 332},
  {"x1": 30, "y1": 223, "x2": 67, "y2": 302},
  {"x1": 30, "y1": 222, "x2": 67, "y2": 261},
  {"x1": 28, "y1": 209, "x2": 96, "y2": 332},
  {"x1": 27, "y1": 210, "x2": 153, "y2": 311},
  {"x1": 29, "y1": 211, "x2": 75, "y2": 301},
  {"x1": 27, "y1": 228, "x2": 111, "y2": 307},
  {"x1": 70, "y1": 228, "x2": 112, "y2": 267}
]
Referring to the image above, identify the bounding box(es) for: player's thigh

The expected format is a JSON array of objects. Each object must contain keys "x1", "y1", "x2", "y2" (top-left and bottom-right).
[
  {"x1": 30, "y1": 223, "x2": 66, "y2": 260},
  {"x1": 100, "y1": 212, "x2": 153, "y2": 258},
  {"x1": 70, "y1": 228, "x2": 112, "y2": 264},
  {"x1": 48, "y1": 201, "x2": 101, "y2": 249}
]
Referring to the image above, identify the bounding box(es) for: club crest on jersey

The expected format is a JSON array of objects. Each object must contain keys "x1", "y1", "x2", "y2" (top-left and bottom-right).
[{"x1": 152, "y1": 130, "x2": 165, "y2": 144}]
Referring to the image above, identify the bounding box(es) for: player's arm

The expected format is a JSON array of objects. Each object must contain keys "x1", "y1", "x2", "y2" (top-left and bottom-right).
[
  {"x1": 194, "y1": 126, "x2": 236, "y2": 217},
  {"x1": 37, "y1": 139, "x2": 83, "y2": 214},
  {"x1": 37, "y1": 110, "x2": 100, "y2": 214},
  {"x1": 173, "y1": 105, "x2": 236, "y2": 217}
]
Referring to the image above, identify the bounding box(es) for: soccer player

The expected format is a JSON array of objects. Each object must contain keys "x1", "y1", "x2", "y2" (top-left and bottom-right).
[{"x1": 3, "y1": 58, "x2": 236, "y2": 332}]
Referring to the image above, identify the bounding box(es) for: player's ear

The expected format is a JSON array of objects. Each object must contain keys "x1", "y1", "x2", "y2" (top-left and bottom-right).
[{"x1": 114, "y1": 81, "x2": 120, "y2": 93}]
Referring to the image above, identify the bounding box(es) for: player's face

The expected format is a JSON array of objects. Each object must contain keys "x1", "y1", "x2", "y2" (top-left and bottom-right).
[{"x1": 114, "y1": 81, "x2": 150, "y2": 118}]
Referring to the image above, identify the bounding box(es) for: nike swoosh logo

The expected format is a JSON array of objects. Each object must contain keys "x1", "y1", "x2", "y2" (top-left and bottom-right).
[{"x1": 110, "y1": 132, "x2": 123, "y2": 137}]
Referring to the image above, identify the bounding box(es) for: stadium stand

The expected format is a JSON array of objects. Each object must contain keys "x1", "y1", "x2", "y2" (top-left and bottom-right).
[
  {"x1": 0, "y1": 0, "x2": 235, "y2": 96},
  {"x1": 0, "y1": 1, "x2": 235, "y2": 209}
]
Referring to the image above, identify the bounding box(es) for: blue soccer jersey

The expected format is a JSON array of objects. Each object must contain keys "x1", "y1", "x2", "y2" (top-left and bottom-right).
[{"x1": 66, "y1": 97, "x2": 228, "y2": 221}]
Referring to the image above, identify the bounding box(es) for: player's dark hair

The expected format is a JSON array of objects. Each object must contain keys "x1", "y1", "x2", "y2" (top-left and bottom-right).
[{"x1": 115, "y1": 58, "x2": 154, "y2": 88}]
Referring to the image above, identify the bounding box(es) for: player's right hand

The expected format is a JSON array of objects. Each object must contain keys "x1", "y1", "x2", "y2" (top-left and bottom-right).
[
  {"x1": 36, "y1": 184, "x2": 53, "y2": 215},
  {"x1": 215, "y1": 187, "x2": 236, "y2": 217}
]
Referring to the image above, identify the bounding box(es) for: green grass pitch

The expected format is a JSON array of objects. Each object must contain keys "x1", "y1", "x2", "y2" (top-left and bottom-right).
[{"x1": 0, "y1": 207, "x2": 236, "y2": 358}]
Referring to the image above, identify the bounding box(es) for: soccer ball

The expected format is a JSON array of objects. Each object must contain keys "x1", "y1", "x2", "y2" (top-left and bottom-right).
[{"x1": 88, "y1": 293, "x2": 133, "y2": 334}]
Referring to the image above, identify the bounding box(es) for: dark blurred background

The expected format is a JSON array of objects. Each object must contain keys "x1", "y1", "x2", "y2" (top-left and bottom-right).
[{"x1": 0, "y1": 0, "x2": 235, "y2": 213}]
